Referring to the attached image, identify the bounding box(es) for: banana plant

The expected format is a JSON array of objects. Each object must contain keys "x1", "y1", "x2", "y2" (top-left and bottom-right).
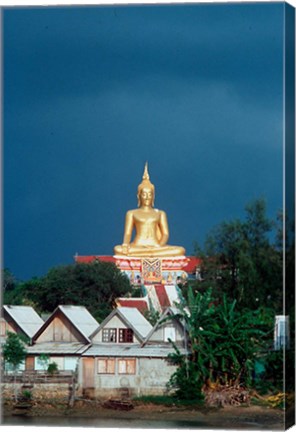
[{"x1": 167, "y1": 287, "x2": 268, "y2": 398}]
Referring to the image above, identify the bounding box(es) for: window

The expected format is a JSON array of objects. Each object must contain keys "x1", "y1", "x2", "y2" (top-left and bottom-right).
[
  {"x1": 50, "y1": 357, "x2": 64, "y2": 370},
  {"x1": 119, "y1": 328, "x2": 133, "y2": 343},
  {"x1": 97, "y1": 358, "x2": 115, "y2": 374},
  {"x1": 164, "y1": 327, "x2": 176, "y2": 342},
  {"x1": 64, "y1": 357, "x2": 78, "y2": 371},
  {"x1": 118, "y1": 358, "x2": 136, "y2": 375},
  {"x1": 102, "y1": 328, "x2": 117, "y2": 343}
]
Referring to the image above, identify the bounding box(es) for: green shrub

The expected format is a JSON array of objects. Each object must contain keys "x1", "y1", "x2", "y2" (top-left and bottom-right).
[
  {"x1": 47, "y1": 362, "x2": 59, "y2": 375},
  {"x1": 21, "y1": 390, "x2": 32, "y2": 401},
  {"x1": 167, "y1": 359, "x2": 204, "y2": 402}
]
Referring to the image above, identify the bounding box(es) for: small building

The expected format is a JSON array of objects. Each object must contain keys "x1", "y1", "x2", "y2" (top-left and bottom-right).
[
  {"x1": 1, "y1": 305, "x2": 44, "y2": 372},
  {"x1": 1, "y1": 305, "x2": 44, "y2": 344},
  {"x1": 27, "y1": 305, "x2": 99, "y2": 372},
  {"x1": 79, "y1": 306, "x2": 188, "y2": 399},
  {"x1": 143, "y1": 307, "x2": 187, "y2": 347},
  {"x1": 81, "y1": 343, "x2": 186, "y2": 399}
]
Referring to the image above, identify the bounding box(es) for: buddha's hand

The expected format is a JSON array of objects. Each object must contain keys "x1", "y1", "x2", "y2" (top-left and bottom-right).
[{"x1": 122, "y1": 244, "x2": 130, "y2": 255}]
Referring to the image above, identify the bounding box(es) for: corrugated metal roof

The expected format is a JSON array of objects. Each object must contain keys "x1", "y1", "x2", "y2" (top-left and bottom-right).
[
  {"x1": 58, "y1": 306, "x2": 99, "y2": 340},
  {"x1": 82, "y1": 343, "x2": 188, "y2": 357},
  {"x1": 117, "y1": 307, "x2": 152, "y2": 338},
  {"x1": 91, "y1": 307, "x2": 153, "y2": 342},
  {"x1": 27, "y1": 342, "x2": 89, "y2": 355},
  {"x1": 143, "y1": 306, "x2": 186, "y2": 345},
  {"x1": 167, "y1": 306, "x2": 180, "y2": 315},
  {"x1": 3, "y1": 305, "x2": 44, "y2": 338},
  {"x1": 164, "y1": 285, "x2": 180, "y2": 306}
]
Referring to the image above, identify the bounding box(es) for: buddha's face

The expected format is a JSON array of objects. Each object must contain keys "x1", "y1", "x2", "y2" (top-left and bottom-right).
[{"x1": 138, "y1": 187, "x2": 154, "y2": 207}]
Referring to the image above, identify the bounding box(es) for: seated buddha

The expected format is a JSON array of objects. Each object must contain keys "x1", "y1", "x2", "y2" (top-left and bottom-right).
[{"x1": 114, "y1": 163, "x2": 185, "y2": 258}]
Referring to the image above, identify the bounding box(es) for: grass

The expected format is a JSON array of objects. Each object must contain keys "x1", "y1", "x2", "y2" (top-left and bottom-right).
[{"x1": 133, "y1": 395, "x2": 204, "y2": 407}]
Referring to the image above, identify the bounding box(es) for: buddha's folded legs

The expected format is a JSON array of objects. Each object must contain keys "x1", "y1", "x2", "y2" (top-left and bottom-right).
[{"x1": 114, "y1": 244, "x2": 185, "y2": 257}]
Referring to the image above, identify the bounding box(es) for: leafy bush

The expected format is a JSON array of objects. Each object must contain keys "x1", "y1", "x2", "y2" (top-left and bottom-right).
[
  {"x1": 254, "y1": 349, "x2": 295, "y2": 393},
  {"x1": 21, "y1": 390, "x2": 32, "y2": 401},
  {"x1": 47, "y1": 362, "x2": 59, "y2": 375},
  {"x1": 167, "y1": 358, "x2": 204, "y2": 402},
  {"x1": 166, "y1": 288, "x2": 268, "y2": 400}
]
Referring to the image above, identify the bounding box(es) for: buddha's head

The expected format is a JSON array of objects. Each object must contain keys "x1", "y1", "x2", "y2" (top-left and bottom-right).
[{"x1": 137, "y1": 163, "x2": 155, "y2": 207}]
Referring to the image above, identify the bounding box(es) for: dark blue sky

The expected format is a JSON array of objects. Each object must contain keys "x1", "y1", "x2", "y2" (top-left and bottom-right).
[{"x1": 4, "y1": 3, "x2": 284, "y2": 280}]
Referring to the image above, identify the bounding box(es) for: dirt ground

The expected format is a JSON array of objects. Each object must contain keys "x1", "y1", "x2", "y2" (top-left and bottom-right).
[{"x1": 3, "y1": 399, "x2": 293, "y2": 430}]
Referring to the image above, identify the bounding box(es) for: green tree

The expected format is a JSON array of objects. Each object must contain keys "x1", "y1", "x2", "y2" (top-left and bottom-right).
[
  {"x1": 167, "y1": 288, "x2": 267, "y2": 399},
  {"x1": 167, "y1": 287, "x2": 216, "y2": 400},
  {"x1": 2, "y1": 269, "x2": 24, "y2": 306},
  {"x1": 196, "y1": 199, "x2": 282, "y2": 310},
  {"x1": 2, "y1": 268, "x2": 16, "y2": 292},
  {"x1": 202, "y1": 219, "x2": 247, "y2": 300},
  {"x1": 20, "y1": 261, "x2": 131, "y2": 321},
  {"x1": 144, "y1": 309, "x2": 160, "y2": 326},
  {"x1": 3, "y1": 332, "x2": 27, "y2": 401}
]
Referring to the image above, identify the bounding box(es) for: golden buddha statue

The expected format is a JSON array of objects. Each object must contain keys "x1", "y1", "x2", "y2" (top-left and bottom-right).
[{"x1": 114, "y1": 163, "x2": 186, "y2": 257}]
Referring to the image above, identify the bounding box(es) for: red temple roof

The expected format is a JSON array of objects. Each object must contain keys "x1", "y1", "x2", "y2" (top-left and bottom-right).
[
  {"x1": 116, "y1": 298, "x2": 149, "y2": 314},
  {"x1": 154, "y1": 284, "x2": 171, "y2": 308},
  {"x1": 75, "y1": 255, "x2": 116, "y2": 264},
  {"x1": 183, "y1": 257, "x2": 202, "y2": 273},
  {"x1": 75, "y1": 255, "x2": 201, "y2": 274}
]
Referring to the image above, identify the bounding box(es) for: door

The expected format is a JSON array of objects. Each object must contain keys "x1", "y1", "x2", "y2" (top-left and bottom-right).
[
  {"x1": 82, "y1": 357, "x2": 95, "y2": 388},
  {"x1": 25, "y1": 356, "x2": 35, "y2": 370}
]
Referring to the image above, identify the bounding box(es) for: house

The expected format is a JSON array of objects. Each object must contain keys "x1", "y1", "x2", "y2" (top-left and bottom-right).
[
  {"x1": 80, "y1": 343, "x2": 187, "y2": 399},
  {"x1": 143, "y1": 307, "x2": 187, "y2": 348},
  {"x1": 79, "y1": 307, "x2": 188, "y2": 398},
  {"x1": 26, "y1": 305, "x2": 99, "y2": 372},
  {"x1": 1, "y1": 305, "x2": 44, "y2": 372},
  {"x1": 1, "y1": 305, "x2": 44, "y2": 344}
]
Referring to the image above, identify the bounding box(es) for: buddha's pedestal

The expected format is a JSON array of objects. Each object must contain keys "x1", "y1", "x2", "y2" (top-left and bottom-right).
[{"x1": 113, "y1": 255, "x2": 189, "y2": 285}]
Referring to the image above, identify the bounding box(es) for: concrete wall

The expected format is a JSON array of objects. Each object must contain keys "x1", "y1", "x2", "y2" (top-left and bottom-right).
[
  {"x1": 1, "y1": 383, "x2": 70, "y2": 401},
  {"x1": 137, "y1": 357, "x2": 176, "y2": 395},
  {"x1": 82, "y1": 356, "x2": 177, "y2": 399}
]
